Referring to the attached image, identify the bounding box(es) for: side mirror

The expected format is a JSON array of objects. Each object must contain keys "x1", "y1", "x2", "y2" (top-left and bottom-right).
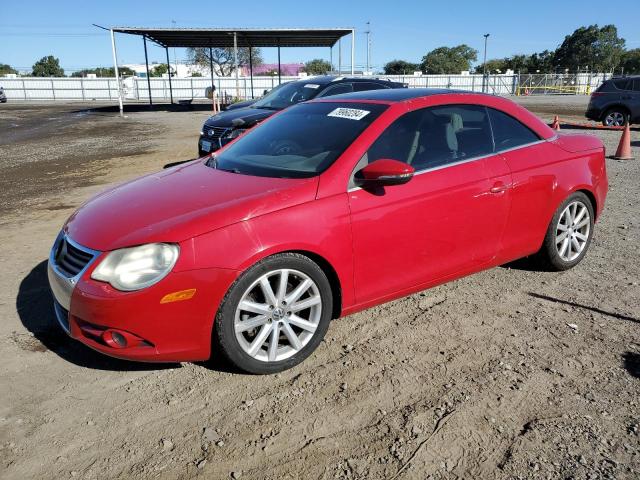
[{"x1": 355, "y1": 159, "x2": 415, "y2": 188}]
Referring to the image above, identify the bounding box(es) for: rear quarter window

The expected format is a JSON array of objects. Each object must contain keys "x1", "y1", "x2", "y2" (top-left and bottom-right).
[
  {"x1": 613, "y1": 79, "x2": 632, "y2": 91},
  {"x1": 488, "y1": 108, "x2": 541, "y2": 151},
  {"x1": 353, "y1": 82, "x2": 389, "y2": 92}
]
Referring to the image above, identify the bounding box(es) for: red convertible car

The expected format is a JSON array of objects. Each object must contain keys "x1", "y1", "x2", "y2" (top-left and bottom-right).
[{"x1": 48, "y1": 89, "x2": 608, "y2": 373}]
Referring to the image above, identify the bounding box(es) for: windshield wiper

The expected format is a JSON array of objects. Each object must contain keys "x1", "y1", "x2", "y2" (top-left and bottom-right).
[
  {"x1": 217, "y1": 167, "x2": 243, "y2": 174},
  {"x1": 206, "y1": 156, "x2": 244, "y2": 174}
]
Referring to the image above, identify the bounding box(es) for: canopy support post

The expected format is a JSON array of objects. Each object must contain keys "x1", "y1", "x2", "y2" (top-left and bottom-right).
[
  {"x1": 234, "y1": 31, "x2": 239, "y2": 99},
  {"x1": 277, "y1": 39, "x2": 281, "y2": 85},
  {"x1": 143, "y1": 36, "x2": 152, "y2": 106},
  {"x1": 338, "y1": 38, "x2": 342, "y2": 75},
  {"x1": 249, "y1": 45, "x2": 254, "y2": 99},
  {"x1": 165, "y1": 47, "x2": 173, "y2": 104},
  {"x1": 110, "y1": 29, "x2": 124, "y2": 117},
  {"x1": 351, "y1": 29, "x2": 355, "y2": 75},
  {"x1": 330, "y1": 46, "x2": 333, "y2": 73},
  {"x1": 209, "y1": 46, "x2": 216, "y2": 112}
]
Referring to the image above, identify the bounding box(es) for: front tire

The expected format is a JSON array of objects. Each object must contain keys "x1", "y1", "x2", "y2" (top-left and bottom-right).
[
  {"x1": 536, "y1": 192, "x2": 594, "y2": 271},
  {"x1": 602, "y1": 108, "x2": 629, "y2": 127},
  {"x1": 214, "y1": 253, "x2": 333, "y2": 374}
]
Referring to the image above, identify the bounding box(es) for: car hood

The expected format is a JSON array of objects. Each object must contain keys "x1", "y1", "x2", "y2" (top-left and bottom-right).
[
  {"x1": 64, "y1": 160, "x2": 318, "y2": 251},
  {"x1": 204, "y1": 106, "x2": 274, "y2": 129}
]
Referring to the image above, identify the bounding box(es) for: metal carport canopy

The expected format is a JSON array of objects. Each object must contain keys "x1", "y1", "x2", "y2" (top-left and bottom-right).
[
  {"x1": 110, "y1": 27, "x2": 354, "y2": 48},
  {"x1": 106, "y1": 26, "x2": 356, "y2": 116}
]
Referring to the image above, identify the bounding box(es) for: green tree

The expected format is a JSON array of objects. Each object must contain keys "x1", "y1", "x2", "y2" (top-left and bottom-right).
[
  {"x1": 190, "y1": 72, "x2": 203, "y2": 77},
  {"x1": 0, "y1": 63, "x2": 18, "y2": 75},
  {"x1": 421, "y1": 45, "x2": 477, "y2": 74},
  {"x1": 553, "y1": 24, "x2": 625, "y2": 72},
  {"x1": 475, "y1": 58, "x2": 508, "y2": 74},
  {"x1": 71, "y1": 67, "x2": 134, "y2": 78},
  {"x1": 303, "y1": 59, "x2": 332, "y2": 75},
  {"x1": 187, "y1": 47, "x2": 262, "y2": 76},
  {"x1": 32, "y1": 55, "x2": 64, "y2": 77},
  {"x1": 149, "y1": 64, "x2": 176, "y2": 77},
  {"x1": 620, "y1": 48, "x2": 640, "y2": 74},
  {"x1": 526, "y1": 50, "x2": 555, "y2": 73},
  {"x1": 383, "y1": 60, "x2": 419, "y2": 74},
  {"x1": 504, "y1": 54, "x2": 530, "y2": 72}
]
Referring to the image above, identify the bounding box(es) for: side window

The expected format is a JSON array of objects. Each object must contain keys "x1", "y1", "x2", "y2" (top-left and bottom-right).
[
  {"x1": 353, "y1": 82, "x2": 389, "y2": 92},
  {"x1": 318, "y1": 83, "x2": 353, "y2": 97},
  {"x1": 633, "y1": 79, "x2": 640, "y2": 92},
  {"x1": 613, "y1": 79, "x2": 632, "y2": 91},
  {"x1": 488, "y1": 108, "x2": 540, "y2": 151},
  {"x1": 364, "y1": 104, "x2": 494, "y2": 172}
]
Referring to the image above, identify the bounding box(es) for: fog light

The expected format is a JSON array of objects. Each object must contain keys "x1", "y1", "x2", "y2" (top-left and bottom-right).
[
  {"x1": 111, "y1": 331, "x2": 127, "y2": 347},
  {"x1": 103, "y1": 329, "x2": 129, "y2": 348}
]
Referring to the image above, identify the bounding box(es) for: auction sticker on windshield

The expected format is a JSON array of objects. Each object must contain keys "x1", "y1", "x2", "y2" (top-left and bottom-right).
[{"x1": 327, "y1": 107, "x2": 370, "y2": 121}]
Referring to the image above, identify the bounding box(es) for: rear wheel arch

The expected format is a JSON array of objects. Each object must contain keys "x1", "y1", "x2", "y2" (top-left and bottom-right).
[{"x1": 577, "y1": 188, "x2": 597, "y2": 219}]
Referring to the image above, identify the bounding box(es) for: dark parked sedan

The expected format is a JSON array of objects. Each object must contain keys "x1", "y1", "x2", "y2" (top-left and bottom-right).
[
  {"x1": 586, "y1": 76, "x2": 640, "y2": 126},
  {"x1": 198, "y1": 76, "x2": 406, "y2": 156}
]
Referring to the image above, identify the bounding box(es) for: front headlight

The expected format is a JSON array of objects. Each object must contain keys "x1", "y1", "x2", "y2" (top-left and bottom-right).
[
  {"x1": 224, "y1": 128, "x2": 247, "y2": 140},
  {"x1": 91, "y1": 243, "x2": 179, "y2": 291}
]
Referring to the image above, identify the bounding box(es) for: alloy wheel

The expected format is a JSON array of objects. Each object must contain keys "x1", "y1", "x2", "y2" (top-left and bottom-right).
[
  {"x1": 555, "y1": 200, "x2": 591, "y2": 262},
  {"x1": 234, "y1": 269, "x2": 322, "y2": 362},
  {"x1": 604, "y1": 111, "x2": 626, "y2": 127}
]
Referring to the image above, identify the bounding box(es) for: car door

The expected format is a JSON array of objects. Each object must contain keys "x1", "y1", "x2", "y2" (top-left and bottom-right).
[
  {"x1": 348, "y1": 104, "x2": 512, "y2": 304},
  {"x1": 486, "y1": 107, "x2": 554, "y2": 260}
]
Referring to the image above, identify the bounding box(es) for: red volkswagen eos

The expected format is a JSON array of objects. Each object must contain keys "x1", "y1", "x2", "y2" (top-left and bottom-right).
[{"x1": 48, "y1": 89, "x2": 608, "y2": 373}]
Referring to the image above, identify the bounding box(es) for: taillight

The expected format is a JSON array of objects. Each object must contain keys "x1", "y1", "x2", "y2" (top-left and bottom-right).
[{"x1": 590, "y1": 92, "x2": 605, "y2": 97}]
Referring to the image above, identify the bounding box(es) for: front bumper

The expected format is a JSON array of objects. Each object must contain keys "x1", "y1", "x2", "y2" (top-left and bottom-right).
[
  {"x1": 199, "y1": 135, "x2": 222, "y2": 156},
  {"x1": 48, "y1": 234, "x2": 239, "y2": 362}
]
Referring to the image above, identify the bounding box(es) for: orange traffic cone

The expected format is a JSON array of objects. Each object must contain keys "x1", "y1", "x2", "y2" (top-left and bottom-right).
[
  {"x1": 609, "y1": 124, "x2": 634, "y2": 160},
  {"x1": 551, "y1": 115, "x2": 560, "y2": 130}
]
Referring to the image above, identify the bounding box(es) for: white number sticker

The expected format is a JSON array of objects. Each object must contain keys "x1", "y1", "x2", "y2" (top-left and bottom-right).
[
  {"x1": 327, "y1": 107, "x2": 370, "y2": 121},
  {"x1": 304, "y1": 84, "x2": 320, "y2": 89}
]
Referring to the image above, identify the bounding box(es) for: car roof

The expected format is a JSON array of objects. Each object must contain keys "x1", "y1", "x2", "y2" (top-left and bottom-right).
[
  {"x1": 608, "y1": 75, "x2": 640, "y2": 80},
  {"x1": 290, "y1": 75, "x2": 402, "y2": 86},
  {"x1": 313, "y1": 87, "x2": 473, "y2": 103}
]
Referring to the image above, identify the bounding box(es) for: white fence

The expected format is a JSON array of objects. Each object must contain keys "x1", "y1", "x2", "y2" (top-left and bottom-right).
[{"x1": 1, "y1": 73, "x2": 611, "y2": 102}]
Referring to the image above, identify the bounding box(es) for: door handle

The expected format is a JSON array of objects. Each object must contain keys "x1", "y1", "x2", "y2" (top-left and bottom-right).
[{"x1": 489, "y1": 182, "x2": 509, "y2": 194}]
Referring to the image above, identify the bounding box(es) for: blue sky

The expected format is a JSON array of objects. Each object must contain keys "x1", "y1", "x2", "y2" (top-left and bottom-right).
[{"x1": 2, "y1": 0, "x2": 639, "y2": 73}]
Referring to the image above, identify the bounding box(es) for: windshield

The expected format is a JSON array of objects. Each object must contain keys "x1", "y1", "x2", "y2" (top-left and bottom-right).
[
  {"x1": 210, "y1": 102, "x2": 388, "y2": 178},
  {"x1": 252, "y1": 81, "x2": 325, "y2": 110}
]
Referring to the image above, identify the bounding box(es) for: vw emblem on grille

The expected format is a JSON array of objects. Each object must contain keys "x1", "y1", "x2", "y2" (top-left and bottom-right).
[{"x1": 208, "y1": 129, "x2": 215, "y2": 136}]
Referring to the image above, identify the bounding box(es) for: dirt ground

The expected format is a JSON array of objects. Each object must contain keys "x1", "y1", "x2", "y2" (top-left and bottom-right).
[{"x1": 0, "y1": 96, "x2": 639, "y2": 480}]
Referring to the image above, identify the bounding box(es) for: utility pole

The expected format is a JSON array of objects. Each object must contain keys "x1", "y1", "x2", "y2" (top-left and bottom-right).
[
  {"x1": 365, "y1": 21, "x2": 371, "y2": 74},
  {"x1": 482, "y1": 33, "x2": 490, "y2": 93}
]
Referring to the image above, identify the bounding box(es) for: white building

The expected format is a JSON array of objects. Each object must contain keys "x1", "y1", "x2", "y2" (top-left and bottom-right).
[{"x1": 122, "y1": 62, "x2": 227, "y2": 78}]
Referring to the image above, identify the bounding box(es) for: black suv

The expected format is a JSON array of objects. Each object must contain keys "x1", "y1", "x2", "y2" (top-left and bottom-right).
[
  {"x1": 198, "y1": 76, "x2": 406, "y2": 156},
  {"x1": 586, "y1": 76, "x2": 640, "y2": 126}
]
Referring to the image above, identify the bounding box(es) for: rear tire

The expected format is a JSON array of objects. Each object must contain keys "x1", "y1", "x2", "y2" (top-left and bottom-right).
[
  {"x1": 602, "y1": 108, "x2": 629, "y2": 127},
  {"x1": 214, "y1": 253, "x2": 333, "y2": 374},
  {"x1": 535, "y1": 192, "x2": 594, "y2": 271}
]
